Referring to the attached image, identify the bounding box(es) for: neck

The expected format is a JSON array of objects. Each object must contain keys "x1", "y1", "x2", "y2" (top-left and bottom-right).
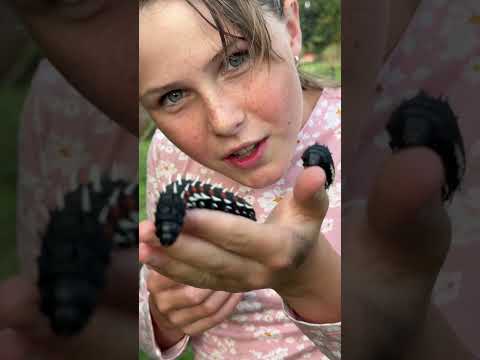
[{"x1": 301, "y1": 88, "x2": 323, "y2": 129}]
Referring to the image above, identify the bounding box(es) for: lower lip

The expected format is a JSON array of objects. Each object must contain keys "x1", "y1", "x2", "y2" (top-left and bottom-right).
[{"x1": 225, "y1": 137, "x2": 268, "y2": 169}]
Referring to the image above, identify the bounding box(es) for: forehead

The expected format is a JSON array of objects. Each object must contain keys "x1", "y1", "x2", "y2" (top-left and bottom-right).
[{"x1": 139, "y1": 0, "x2": 222, "y2": 89}]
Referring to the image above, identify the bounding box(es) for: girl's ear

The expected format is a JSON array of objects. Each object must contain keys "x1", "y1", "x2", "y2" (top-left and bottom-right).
[{"x1": 283, "y1": 0, "x2": 302, "y2": 58}]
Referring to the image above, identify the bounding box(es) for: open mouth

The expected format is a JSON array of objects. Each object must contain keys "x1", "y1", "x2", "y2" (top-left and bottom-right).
[
  {"x1": 225, "y1": 137, "x2": 268, "y2": 169},
  {"x1": 228, "y1": 142, "x2": 260, "y2": 159}
]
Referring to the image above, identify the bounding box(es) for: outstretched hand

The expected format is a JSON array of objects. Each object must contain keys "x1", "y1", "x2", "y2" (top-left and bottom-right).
[{"x1": 139, "y1": 165, "x2": 340, "y2": 322}]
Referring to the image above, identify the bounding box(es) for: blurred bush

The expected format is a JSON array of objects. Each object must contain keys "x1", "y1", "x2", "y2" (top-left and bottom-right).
[{"x1": 300, "y1": 0, "x2": 341, "y2": 57}]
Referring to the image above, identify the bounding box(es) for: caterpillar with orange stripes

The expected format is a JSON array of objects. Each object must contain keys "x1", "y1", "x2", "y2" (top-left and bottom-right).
[{"x1": 155, "y1": 143, "x2": 334, "y2": 247}]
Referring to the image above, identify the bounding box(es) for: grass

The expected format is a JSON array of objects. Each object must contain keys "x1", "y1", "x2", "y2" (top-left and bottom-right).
[
  {"x1": 0, "y1": 86, "x2": 25, "y2": 279},
  {"x1": 301, "y1": 61, "x2": 341, "y2": 82}
]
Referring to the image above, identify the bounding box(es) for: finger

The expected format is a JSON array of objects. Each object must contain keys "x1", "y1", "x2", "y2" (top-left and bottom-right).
[
  {"x1": 141, "y1": 243, "x2": 248, "y2": 291},
  {"x1": 182, "y1": 209, "x2": 284, "y2": 261},
  {"x1": 167, "y1": 291, "x2": 231, "y2": 327},
  {"x1": 153, "y1": 229, "x2": 264, "y2": 280},
  {"x1": 367, "y1": 147, "x2": 450, "y2": 262},
  {"x1": 182, "y1": 293, "x2": 243, "y2": 336},
  {"x1": 0, "y1": 277, "x2": 38, "y2": 330},
  {"x1": 0, "y1": 329, "x2": 32, "y2": 360},
  {"x1": 139, "y1": 220, "x2": 159, "y2": 247},
  {"x1": 0, "y1": 277, "x2": 52, "y2": 342},
  {"x1": 144, "y1": 260, "x2": 183, "y2": 292},
  {"x1": 368, "y1": 148, "x2": 444, "y2": 232},
  {"x1": 292, "y1": 166, "x2": 329, "y2": 220},
  {"x1": 152, "y1": 287, "x2": 214, "y2": 314}
]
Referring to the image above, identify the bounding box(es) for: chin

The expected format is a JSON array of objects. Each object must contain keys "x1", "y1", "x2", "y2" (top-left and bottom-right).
[{"x1": 234, "y1": 165, "x2": 285, "y2": 189}]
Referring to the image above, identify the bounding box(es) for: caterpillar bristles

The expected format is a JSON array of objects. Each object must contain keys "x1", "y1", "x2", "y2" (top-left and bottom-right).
[
  {"x1": 38, "y1": 178, "x2": 139, "y2": 336},
  {"x1": 155, "y1": 178, "x2": 256, "y2": 247}
]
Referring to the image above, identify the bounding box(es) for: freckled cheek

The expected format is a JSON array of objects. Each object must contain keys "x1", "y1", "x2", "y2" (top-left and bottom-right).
[
  {"x1": 175, "y1": 127, "x2": 210, "y2": 160},
  {"x1": 245, "y1": 71, "x2": 298, "y2": 129}
]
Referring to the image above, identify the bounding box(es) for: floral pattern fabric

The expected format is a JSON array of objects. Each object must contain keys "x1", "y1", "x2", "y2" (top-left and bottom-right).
[{"x1": 16, "y1": 60, "x2": 138, "y2": 280}]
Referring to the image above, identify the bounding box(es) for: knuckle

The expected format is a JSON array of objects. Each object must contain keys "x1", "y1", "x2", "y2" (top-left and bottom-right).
[
  {"x1": 184, "y1": 288, "x2": 205, "y2": 306},
  {"x1": 268, "y1": 252, "x2": 295, "y2": 271},
  {"x1": 167, "y1": 313, "x2": 181, "y2": 326},
  {"x1": 168, "y1": 312, "x2": 187, "y2": 328},
  {"x1": 200, "y1": 301, "x2": 217, "y2": 316},
  {"x1": 155, "y1": 298, "x2": 172, "y2": 314},
  {"x1": 139, "y1": 221, "x2": 156, "y2": 242}
]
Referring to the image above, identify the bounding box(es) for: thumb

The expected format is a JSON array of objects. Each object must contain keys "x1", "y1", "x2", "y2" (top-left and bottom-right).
[
  {"x1": 367, "y1": 147, "x2": 450, "y2": 262},
  {"x1": 0, "y1": 276, "x2": 50, "y2": 338},
  {"x1": 293, "y1": 166, "x2": 330, "y2": 221}
]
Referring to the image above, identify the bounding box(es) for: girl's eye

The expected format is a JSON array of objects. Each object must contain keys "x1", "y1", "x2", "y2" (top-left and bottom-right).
[
  {"x1": 160, "y1": 90, "x2": 184, "y2": 107},
  {"x1": 224, "y1": 51, "x2": 250, "y2": 72}
]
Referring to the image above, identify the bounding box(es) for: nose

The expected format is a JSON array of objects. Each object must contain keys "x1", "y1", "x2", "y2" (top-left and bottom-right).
[{"x1": 205, "y1": 91, "x2": 246, "y2": 137}]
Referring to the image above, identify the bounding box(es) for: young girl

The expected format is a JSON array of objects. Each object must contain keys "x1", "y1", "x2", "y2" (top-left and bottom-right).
[{"x1": 139, "y1": 0, "x2": 342, "y2": 359}]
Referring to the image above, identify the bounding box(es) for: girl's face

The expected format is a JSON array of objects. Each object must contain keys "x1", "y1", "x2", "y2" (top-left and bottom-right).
[{"x1": 139, "y1": 0, "x2": 306, "y2": 188}]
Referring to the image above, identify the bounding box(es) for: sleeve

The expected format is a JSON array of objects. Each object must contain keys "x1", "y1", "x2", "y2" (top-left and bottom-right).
[
  {"x1": 282, "y1": 302, "x2": 341, "y2": 360},
  {"x1": 139, "y1": 133, "x2": 190, "y2": 359},
  {"x1": 139, "y1": 265, "x2": 190, "y2": 360}
]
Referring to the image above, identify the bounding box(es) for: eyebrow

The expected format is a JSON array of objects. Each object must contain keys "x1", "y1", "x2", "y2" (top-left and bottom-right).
[{"x1": 141, "y1": 38, "x2": 244, "y2": 102}]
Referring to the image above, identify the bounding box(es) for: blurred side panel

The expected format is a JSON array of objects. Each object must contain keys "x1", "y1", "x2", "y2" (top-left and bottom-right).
[
  {"x1": 342, "y1": 0, "x2": 479, "y2": 358},
  {"x1": 0, "y1": 1, "x2": 139, "y2": 359}
]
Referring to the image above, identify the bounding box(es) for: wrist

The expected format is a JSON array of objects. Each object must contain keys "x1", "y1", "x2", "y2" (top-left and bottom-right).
[
  {"x1": 278, "y1": 234, "x2": 341, "y2": 323},
  {"x1": 282, "y1": 293, "x2": 341, "y2": 324}
]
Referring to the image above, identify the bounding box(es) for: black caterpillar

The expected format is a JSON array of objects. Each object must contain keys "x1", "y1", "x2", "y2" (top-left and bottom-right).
[
  {"x1": 387, "y1": 90, "x2": 466, "y2": 201},
  {"x1": 38, "y1": 176, "x2": 138, "y2": 336},
  {"x1": 155, "y1": 144, "x2": 334, "y2": 247},
  {"x1": 302, "y1": 143, "x2": 335, "y2": 189}
]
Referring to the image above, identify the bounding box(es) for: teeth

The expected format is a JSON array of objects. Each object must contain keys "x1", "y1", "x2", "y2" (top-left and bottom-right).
[{"x1": 233, "y1": 144, "x2": 257, "y2": 158}]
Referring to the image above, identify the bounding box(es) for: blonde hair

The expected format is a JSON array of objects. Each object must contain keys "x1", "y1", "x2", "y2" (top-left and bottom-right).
[{"x1": 140, "y1": 0, "x2": 335, "y2": 90}]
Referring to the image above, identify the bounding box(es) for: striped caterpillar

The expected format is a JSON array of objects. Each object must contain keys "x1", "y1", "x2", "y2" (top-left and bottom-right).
[
  {"x1": 38, "y1": 175, "x2": 138, "y2": 336},
  {"x1": 387, "y1": 91, "x2": 466, "y2": 201},
  {"x1": 155, "y1": 143, "x2": 334, "y2": 247}
]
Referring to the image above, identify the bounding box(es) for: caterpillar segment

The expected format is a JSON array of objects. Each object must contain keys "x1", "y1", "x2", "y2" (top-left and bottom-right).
[
  {"x1": 387, "y1": 90, "x2": 465, "y2": 201},
  {"x1": 155, "y1": 178, "x2": 256, "y2": 247},
  {"x1": 38, "y1": 178, "x2": 138, "y2": 336},
  {"x1": 301, "y1": 143, "x2": 335, "y2": 189}
]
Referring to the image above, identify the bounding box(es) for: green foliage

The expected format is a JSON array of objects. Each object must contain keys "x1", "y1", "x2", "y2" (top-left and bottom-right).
[
  {"x1": 301, "y1": 61, "x2": 341, "y2": 82},
  {"x1": 0, "y1": 87, "x2": 24, "y2": 279},
  {"x1": 299, "y1": 0, "x2": 340, "y2": 55}
]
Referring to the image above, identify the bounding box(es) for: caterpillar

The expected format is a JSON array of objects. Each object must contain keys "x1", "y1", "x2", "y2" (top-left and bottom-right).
[
  {"x1": 302, "y1": 143, "x2": 335, "y2": 189},
  {"x1": 387, "y1": 90, "x2": 466, "y2": 201},
  {"x1": 155, "y1": 144, "x2": 334, "y2": 247},
  {"x1": 38, "y1": 176, "x2": 138, "y2": 336}
]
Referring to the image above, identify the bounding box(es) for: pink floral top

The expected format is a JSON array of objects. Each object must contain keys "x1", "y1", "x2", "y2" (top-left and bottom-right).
[
  {"x1": 348, "y1": 0, "x2": 480, "y2": 356},
  {"x1": 16, "y1": 60, "x2": 137, "y2": 279},
  {"x1": 140, "y1": 88, "x2": 342, "y2": 360}
]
